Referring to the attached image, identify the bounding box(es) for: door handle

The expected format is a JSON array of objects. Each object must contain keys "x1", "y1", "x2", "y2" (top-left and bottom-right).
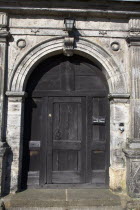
[{"x1": 48, "y1": 114, "x2": 52, "y2": 118}]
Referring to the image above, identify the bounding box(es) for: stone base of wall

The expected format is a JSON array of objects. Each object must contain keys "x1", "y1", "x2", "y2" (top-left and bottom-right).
[{"x1": 109, "y1": 167, "x2": 126, "y2": 192}]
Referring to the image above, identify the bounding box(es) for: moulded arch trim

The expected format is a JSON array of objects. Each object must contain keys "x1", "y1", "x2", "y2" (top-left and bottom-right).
[{"x1": 8, "y1": 37, "x2": 127, "y2": 93}]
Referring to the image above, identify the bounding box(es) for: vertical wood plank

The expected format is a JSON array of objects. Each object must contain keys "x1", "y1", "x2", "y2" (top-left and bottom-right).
[
  {"x1": 99, "y1": 98, "x2": 106, "y2": 141},
  {"x1": 61, "y1": 60, "x2": 75, "y2": 91},
  {"x1": 46, "y1": 97, "x2": 54, "y2": 184},
  {"x1": 53, "y1": 150, "x2": 58, "y2": 171},
  {"x1": 60, "y1": 103, "x2": 69, "y2": 140},
  {"x1": 86, "y1": 96, "x2": 93, "y2": 183},
  {"x1": 81, "y1": 97, "x2": 86, "y2": 183},
  {"x1": 78, "y1": 103, "x2": 82, "y2": 142},
  {"x1": 39, "y1": 97, "x2": 48, "y2": 186},
  {"x1": 53, "y1": 103, "x2": 61, "y2": 140},
  {"x1": 69, "y1": 103, "x2": 78, "y2": 140}
]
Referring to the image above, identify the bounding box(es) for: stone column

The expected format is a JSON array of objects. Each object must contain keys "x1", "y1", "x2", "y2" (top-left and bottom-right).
[
  {"x1": 109, "y1": 94, "x2": 130, "y2": 193},
  {"x1": 124, "y1": 18, "x2": 140, "y2": 197},
  {"x1": 5, "y1": 92, "x2": 26, "y2": 193},
  {"x1": 0, "y1": 13, "x2": 9, "y2": 195}
]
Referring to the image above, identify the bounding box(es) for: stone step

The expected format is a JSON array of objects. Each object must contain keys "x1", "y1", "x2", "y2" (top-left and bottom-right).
[
  {"x1": 7, "y1": 207, "x2": 123, "y2": 210},
  {"x1": 2, "y1": 189, "x2": 124, "y2": 210}
]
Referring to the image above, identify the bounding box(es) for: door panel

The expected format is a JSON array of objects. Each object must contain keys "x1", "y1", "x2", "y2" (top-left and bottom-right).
[
  {"x1": 40, "y1": 95, "x2": 109, "y2": 186},
  {"x1": 53, "y1": 102, "x2": 80, "y2": 141},
  {"x1": 87, "y1": 97, "x2": 109, "y2": 185},
  {"x1": 42, "y1": 97, "x2": 86, "y2": 184}
]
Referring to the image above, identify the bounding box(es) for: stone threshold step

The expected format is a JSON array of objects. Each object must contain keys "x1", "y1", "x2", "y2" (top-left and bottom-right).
[
  {"x1": 2, "y1": 189, "x2": 123, "y2": 209},
  {"x1": 6, "y1": 207, "x2": 123, "y2": 210}
]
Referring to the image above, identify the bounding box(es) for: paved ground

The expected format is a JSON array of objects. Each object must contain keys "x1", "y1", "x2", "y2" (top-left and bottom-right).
[
  {"x1": 0, "y1": 189, "x2": 140, "y2": 210},
  {"x1": 1, "y1": 189, "x2": 139, "y2": 209}
]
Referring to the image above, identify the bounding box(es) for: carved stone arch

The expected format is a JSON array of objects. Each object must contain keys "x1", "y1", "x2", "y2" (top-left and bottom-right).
[
  {"x1": 5, "y1": 37, "x2": 130, "y2": 193},
  {"x1": 8, "y1": 37, "x2": 127, "y2": 94}
]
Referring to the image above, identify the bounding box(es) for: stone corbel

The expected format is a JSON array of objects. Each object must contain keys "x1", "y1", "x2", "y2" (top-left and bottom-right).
[
  {"x1": 6, "y1": 91, "x2": 28, "y2": 102},
  {"x1": 123, "y1": 148, "x2": 140, "y2": 159},
  {"x1": 63, "y1": 37, "x2": 75, "y2": 57},
  {"x1": 126, "y1": 36, "x2": 140, "y2": 47},
  {"x1": 126, "y1": 138, "x2": 140, "y2": 150},
  {"x1": 108, "y1": 93, "x2": 130, "y2": 103},
  {"x1": 0, "y1": 30, "x2": 9, "y2": 38}
]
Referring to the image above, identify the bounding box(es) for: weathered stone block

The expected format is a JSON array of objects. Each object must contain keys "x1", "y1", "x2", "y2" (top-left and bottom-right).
[
  {"x1": 109, "y1": 167, "x2": 126, "y2": 192},
  {"x1": 124, "y1": 149, "x2": 140, "y2": 198}
]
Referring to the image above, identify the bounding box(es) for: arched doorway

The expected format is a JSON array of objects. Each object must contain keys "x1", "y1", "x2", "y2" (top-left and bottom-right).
[{"x1": 21, "y1": 54, "x2": 109, "y2": 189}]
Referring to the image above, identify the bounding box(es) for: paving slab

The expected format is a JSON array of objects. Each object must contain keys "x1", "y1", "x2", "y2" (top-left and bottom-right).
[
  {"x1": 67, "y1": 189, "x2": 120, "y2": 201},
  {"x1": 2, "y1": 189, "x2": 123, "y2": 209}
]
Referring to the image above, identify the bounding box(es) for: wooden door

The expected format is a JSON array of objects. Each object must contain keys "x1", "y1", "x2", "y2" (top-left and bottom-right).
[
  {"x1": 40, "y1": 97, "x2": 86, "y2": 185},
  {"x1": 40, "y1": 96, "x2": 108, "y2": 187},
  {"x1": 22, "y1": 54, "x2": 109, "y2": 189}
]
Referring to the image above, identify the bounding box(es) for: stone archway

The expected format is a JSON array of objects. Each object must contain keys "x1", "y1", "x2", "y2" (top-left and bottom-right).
[
  {"x1": 6, "y1": 37, "x2": 129, "y2": 192},
  {"x1": 8, "y1": 37, "x2": 127, "y2": 93}
]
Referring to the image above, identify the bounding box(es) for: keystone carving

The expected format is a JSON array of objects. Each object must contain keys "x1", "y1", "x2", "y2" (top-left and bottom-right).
[{"x1": 63, "y1": 37, "x2": 74, "y2": 57}]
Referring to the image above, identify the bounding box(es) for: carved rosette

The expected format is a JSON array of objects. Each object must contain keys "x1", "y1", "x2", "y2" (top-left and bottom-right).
[{"x1": 17, "y1": 39, "x2": 26, "y2": 49}]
